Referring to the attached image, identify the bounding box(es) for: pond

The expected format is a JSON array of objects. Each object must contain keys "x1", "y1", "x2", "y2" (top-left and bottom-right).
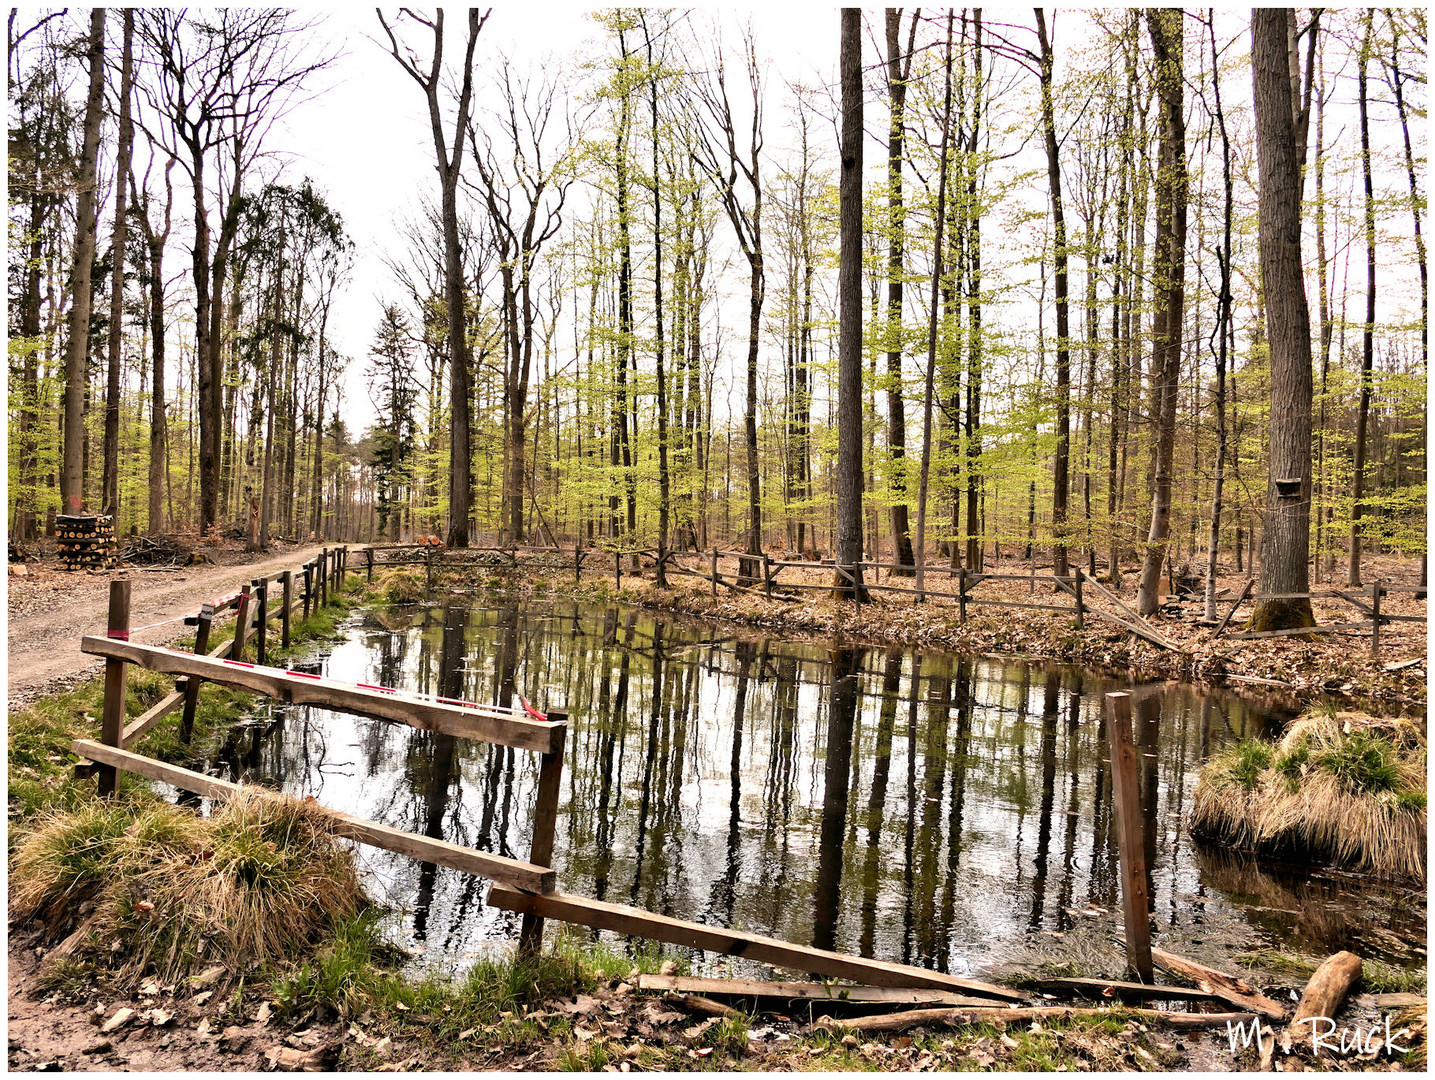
[{"x1": 209, "y1": 599, "x2": 1425, "y2": 978}]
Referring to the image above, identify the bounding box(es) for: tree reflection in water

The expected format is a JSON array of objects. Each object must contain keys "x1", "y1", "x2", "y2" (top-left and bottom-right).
[{"x1": 223, "y1": 600, "x2": 1422, "y2": 974}]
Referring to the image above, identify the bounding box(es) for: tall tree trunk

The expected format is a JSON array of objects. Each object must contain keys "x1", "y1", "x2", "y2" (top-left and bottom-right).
[
  {"x1": 1249, "y1": 8, "x2": 1316, "y2": 630},
  {"x1": 1348, "y1": 11, "x2": 1376, "y2": 587},
  {"x1": 883, "y1": 9, "x2": 917, "y2": 574},
  {"x1": 915, "y1": 13, "x2": 954, "y2": 598},
  {"x1": 964, "y1": 13, "x2": 985, "y2": 573},
  {"x1": 1034, "y1": 10, "x2": 1071, "y2": 579},
  {"x1": 60, "y1": 9, "x2": 106, "y2": 515},
  {"x1": 1135, "y1": 8, "x2": 1187, "y2": 617},
  {"x1": 1204, "y1": 14, "x2": 1233, "y2": 622},
  {"x1": 835, "y1": 8, "x2": 867, "y2": 600},
  {"x1": 102, "y1": 11, "x2": 135, "y2": 518},
  {"x1": 646, "y1": 21, "x2": 671, "y2": 587}
]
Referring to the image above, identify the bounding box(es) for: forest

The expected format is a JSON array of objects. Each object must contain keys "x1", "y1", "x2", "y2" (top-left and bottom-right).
[{"x1": 7, "y1": 8, "x2": 1428, "y2": 630}]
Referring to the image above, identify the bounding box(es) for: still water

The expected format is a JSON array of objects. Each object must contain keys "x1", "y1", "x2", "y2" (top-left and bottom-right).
[{"x1": 214, "y1": 600, "x2": 1425, "y2": 976}]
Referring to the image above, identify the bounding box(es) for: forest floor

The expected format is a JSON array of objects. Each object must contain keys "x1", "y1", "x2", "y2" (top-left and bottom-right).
[
  {"x1": 497, "y1": 550, "x2": 1427, "y2": 709},
  {"x1": 6, "y1": 537, "x2": 324, "y2": 706}
]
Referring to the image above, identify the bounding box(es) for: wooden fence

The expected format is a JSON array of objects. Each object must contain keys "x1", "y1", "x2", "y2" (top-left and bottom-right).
[
  {"x1": 75, "y1": 543, "x2": 569, "y2": 954},
  {"x1": 75, "y1": 542, "x2": 1031, "y2": 995},
  {"x1": 363, "y1": 541, "x2": 1425, "y2": 661}
]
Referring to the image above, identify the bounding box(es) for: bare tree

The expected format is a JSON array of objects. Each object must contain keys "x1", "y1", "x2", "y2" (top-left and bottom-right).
[
  {"x1": 1249, "y1": 7, "x2": 1316, "y2": 630},
  {"x1": 60, "y1": 9, "x2": 106, "y2": 515},
  {"x1": 469, "y1": 59, "x2": 571, "y2": 546},
  {"x1": 136, "y1": 9, "x2": 331, "y2": 533},
  {"x1": 694, "y1": 22, "x2": 766, "y2": 581},
  {"x1": 378, "y1": 6, "x2": 489, "y2": 547}
]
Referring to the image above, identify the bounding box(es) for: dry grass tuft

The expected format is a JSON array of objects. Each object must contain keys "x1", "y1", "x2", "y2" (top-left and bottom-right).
[
  {"x1": 1190, "y1": 711, "x2": 1426, "y2": 881},
  {"x1": 10, "y1": 789, "x2": 366, "y2": 987}
]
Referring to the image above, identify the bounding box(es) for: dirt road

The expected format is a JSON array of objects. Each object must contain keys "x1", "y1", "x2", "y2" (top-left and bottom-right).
[{"x1": 7, "y1": 545, "x2": 325, "y2": 704}]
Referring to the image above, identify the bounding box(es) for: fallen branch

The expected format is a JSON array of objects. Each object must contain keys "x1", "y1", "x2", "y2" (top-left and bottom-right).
[
  {"x1": 674, "y1": 994, "x2": 740, "y2": 1019},
  {"x1": 637, "y1": 974, "x2": 992, "y2": 1008},
  {"x1": 829, "y1": 1005, "x2": 1257, "y2": 1034},
  {"x1": 1021, "y1": 977, "x2": 1221, "y2": 1005},
  {"x1": 1138, "y1": 944, "x2": 1288, "y2": 1020}
]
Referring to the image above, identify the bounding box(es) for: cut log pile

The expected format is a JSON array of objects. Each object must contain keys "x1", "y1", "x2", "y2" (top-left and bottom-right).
[{"x1": 56, "y1": 513, "x2": 118, "y2": 571}]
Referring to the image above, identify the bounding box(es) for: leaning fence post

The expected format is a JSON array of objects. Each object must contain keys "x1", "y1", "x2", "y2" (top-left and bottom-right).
[
  {"x1": 255, "y1": 579, "x2": 269, "y2": 665},
  {"x1": 281, "y1": 570, "x2": 293, "y2": 648},
  {"x1": 233, "y1": 584, "x2": 252, "y2": 662},
  {"x1": 320, "y1": 547, "x2": 329, "y2": 607},
  {"x1": 1074, "y1": 568, "x2": 1085, "y2": 629},
  {"x1": 1370, "y1": 578, "x2": 1383, "y2": 658},
  {"x1": 762, "y1": 552, "x2": 773, "y2": 598},
  {"x1": 957, "y1": 568, "x2": 968, "y2": 625},
  {"x1": 519, "y1": 710, "x2": 568, "y2": 959},
  {"x1": 574, "y1": 543, "x2": 583, "y2": 584},
  {"x1": 180, "y1": 604, "x2": 213, "y2": 745},
  {"x1": 303, "y1": 562, "x2": 313, "y2": 620},
  {"x1": 1105, "y1": 691, "x2": 1153, "y2": 983},
  {"x1": 98, "y1": 578, "x2": 132, "y2": 797},
  {"x1": 710, "y1": 548, "x2": 718, "y2": 598},
  {"x1": 366, "y1": 546, "x2": 374, "y2": 582}
]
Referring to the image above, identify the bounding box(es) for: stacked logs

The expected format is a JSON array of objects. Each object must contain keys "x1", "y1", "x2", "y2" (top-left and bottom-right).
[{"x1": 56, "y1": 514, "x2": 118, "y2": 571}]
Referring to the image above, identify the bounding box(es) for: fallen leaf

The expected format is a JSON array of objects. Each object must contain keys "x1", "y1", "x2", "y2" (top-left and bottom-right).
[
  {"x1": 146, "y1": 1008, "x2": 173, "y2": 1027},
  {"x1": 265, "y1": 1044, "x2": 330, "y2": 1072},
  {"x1": 256, "y1": 1001, "x2": 272, "y2": 1025},
  {"x1": 192, "y1": 991, "x2": 214, "y2": 1007},
  {"x1": 100, "y1": 1008, "x2": 135, "y2": 1034}
]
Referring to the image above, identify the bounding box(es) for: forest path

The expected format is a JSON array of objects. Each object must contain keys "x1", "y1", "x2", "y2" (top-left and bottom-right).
[{"x1": 7, "y1": 544, "x2": 326, "y2": 705}]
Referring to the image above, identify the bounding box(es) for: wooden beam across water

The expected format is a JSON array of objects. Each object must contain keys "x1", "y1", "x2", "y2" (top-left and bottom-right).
[
  {"x1": 636, "y1": 974, "x2": 996, "y2": 1008},
  {"x1": 80, "y1": 636, "x2": 564, "y2": 754},
  {"x1": 486, "y1": 884, "x2": 1023, "y2": 1001},
  {"x1": 72, "y1": 739, "x2": 556, "y2": 894}
]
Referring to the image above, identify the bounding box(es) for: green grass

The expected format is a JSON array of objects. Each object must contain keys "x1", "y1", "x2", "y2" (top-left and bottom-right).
[
  {"x1": 1361, "y1": 960, "x2": 1428, "y2": 995},
  {"x1": 1317, "y1": 732, "x2": 1401, "y2": 794},
  {"x1": 1230, "y1": 740, "x2": 1273, "y2": 790},
  {"x1": 1234, "y1": 948, "x2": 1320, "y2": 977}
]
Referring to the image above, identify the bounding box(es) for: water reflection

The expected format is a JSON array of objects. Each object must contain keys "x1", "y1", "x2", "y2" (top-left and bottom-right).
[{"x1": 222, "y1": 600, "x2": 1424, "y2": 974}]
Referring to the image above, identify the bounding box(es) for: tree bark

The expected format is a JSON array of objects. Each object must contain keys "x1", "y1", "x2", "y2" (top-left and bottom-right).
[
  {"x1": 1249, "y1": 8, "x2": 1316, "y2": 630},
  {"x1": 883, "y1": 10, "x2": 917, "y2": 574},
  {"x1": 101, "y1": 11, "x2": 135, "y2": 519},
  {"x1": 1135, "y1": 8, "x2": 1187, "y2": 617},
  {"x1": 60, "y1": 9, "x2": 106, "y2": 515},
  {"x1": 835, "y1": 8, "x2": 867, "y2": 600},
  {"x1": 1034, "y1": 10, "x2": 1070, "y2": 579},
  {"x1": 1347, "y1": 10, "x2": 1376, "y2": 588}
]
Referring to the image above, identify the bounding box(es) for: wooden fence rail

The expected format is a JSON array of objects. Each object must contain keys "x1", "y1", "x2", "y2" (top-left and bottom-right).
[
  {"x1": 363, "y1": 542, "x2": 1423, "y2": 660},
  {"x1": 77, "y1": 544, "x2": 570, "y2": 951}
]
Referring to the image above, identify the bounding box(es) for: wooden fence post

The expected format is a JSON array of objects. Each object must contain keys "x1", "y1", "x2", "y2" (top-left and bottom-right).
[
  {"x1": 574, "y1": 543, "x2": 582, "y2": 584},
  {"x1": 255, "y1": 579, "x2": 268, "y2": 665},
  {"x1": 366, "y1": 547, "x2": 374, "y2": 582},
  {"x1": 281, "y1": 571, "x2": 293, "y2": 648},
  {"x1": 181, "y1": 604, "x2": 213, "y2": 745},
  {"x1": 710, "y1": 548, "x2": 718, "y2": 598},
  {"x1": 1074, "y1": 569, "x2": 1085, "y2": 629},
  {"x1": 303, "y1": 563, "x2": 313, "y2": 619},
  {"x1": 98, "y1": 578, "x2": 132, "y2": 797},
  {"x1": 1370, "y1": 578, "x2": 1382, "y2": 658},
  {"x1": 1105, "y1": 691, "x2": 1153, "y2": 983},
  {"x1": 957, "y1": 568, "x2": 967, "y2": 625},
  {"x1": 519, "y1": 711, "x2": 568, "y2": 959},
  {"x1": 233, "y1": 585, "x2": 252, "y2": 662},
  {"x1": 763, "y1": 553, "x2": 773, "y2": 598},
  {"x1": 615, "y1": 551, "x2": 622, "y2": 589},
  {"x1": 320, "y1": 548, "x2": 329, "y2": 607}
]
